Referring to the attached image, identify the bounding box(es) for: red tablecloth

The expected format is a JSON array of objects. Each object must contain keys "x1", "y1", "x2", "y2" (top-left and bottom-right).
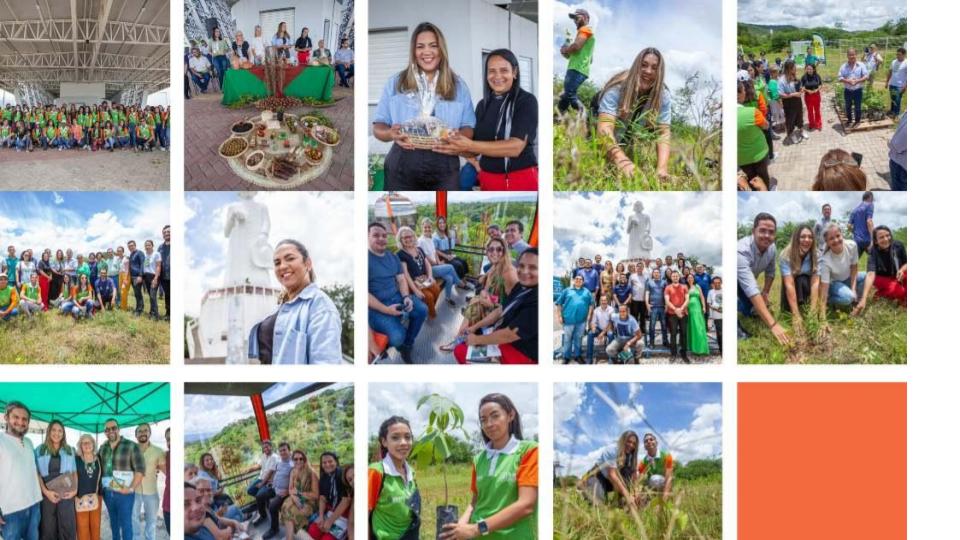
[{"x1": 247, "y1": 65, "x2": 306, "y2": 96}]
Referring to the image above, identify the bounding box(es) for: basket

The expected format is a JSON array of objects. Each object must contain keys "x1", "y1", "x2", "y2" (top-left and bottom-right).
[
  {"x1": 400, "y1": 117, "x2": 448, "y2": 148},
  {"x1": 218, "y1": 136, "x2": 249, "y2": 159}
]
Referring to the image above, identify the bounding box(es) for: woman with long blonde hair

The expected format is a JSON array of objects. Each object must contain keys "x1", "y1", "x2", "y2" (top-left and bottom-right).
[
  {"x1": 279, "y1": 450, "x2": 319, "y2": 540},
  {"x1": 396, "y1": 226, "x2": 442, "y2": 319},
  {"x1": 596, "y1": 48, "x2": 672, "y2": 180},
  {"x1": 35, "y1": 420, "x2": 78, "y2": 540},
  {"x1": 578, "y1": 430, "x2": 640, "y2": 507},
  {"x1": 372, "y1": 22, "x2": 476, "y2": 190},
  {"x1": 778, "y1": 224, "x2": 820, "y2": 335}
]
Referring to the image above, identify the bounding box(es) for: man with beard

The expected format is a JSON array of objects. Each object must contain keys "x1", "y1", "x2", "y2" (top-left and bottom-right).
[
  {"x1": 133, "y1": 423, "x2": 164, "y2": 540},
  {"x1": 0, "y1": 401, "x2": 42, "y2": 540},
  {"x1": 98, "y1": 418, "x2": 145, "y2": 540},
  {"x1": 247, "y1": 440, "x2": 279, "y2": 526},
  {"x1": 737, "y1": 213, "x2": 790, "y2": 345}
]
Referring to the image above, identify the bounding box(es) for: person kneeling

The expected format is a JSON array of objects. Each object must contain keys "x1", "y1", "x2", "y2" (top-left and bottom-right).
[
  {"x1": 96, "y1": 269, "x2": 118, "y2": 311},
  {"x1": 0, "y1": 274, "x2": 21, "y2": 321},
  {"x1": 604, "y1": 304, "x2": 643, "y2": 364},
  {"x1": 18, "y1": 273, "x2": 44, "y2": 317}
]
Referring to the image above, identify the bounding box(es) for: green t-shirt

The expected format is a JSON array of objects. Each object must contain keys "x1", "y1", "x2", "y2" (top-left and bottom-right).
[
  {"x1": 0, "y1": 285, "x2": 15, "y2": 307},
  {"x1": 737, "y1": 104, "x2": 768, "y2": 167},
  {"x1": 1, "y1": 109, "x2": 11, "y2": 120},
  {"x1": 369, "y1": 460, "x2": 419, "y2": 540},
  {"x1": 471, "y1": 439, "x2": 538, "y2": 539},
  {"x1": 766, "y1": 78, "x2": 780, "y2": 101},
  {"x1": 21, "y1": 284, "x2": 40, "y2": 302},
  {"x1": 74, "y1": 285, "x2": 91, "y2": 302},
  {"x1": 58, "y1": 126, "x2": 70, "y2": 138},
  {"x1": 567, "y1": 26, "x2": 595, "y2": 77},
  {"x1": 1, "y1": 127, "x2": 9, "y2": 138},
  {"x1": 45, "y1": 127, "x2": 56, "y2": 139},
  {"x1": 77, "y1": 265, "x2": 91, "y2": 281},
  {"x1": 138, "y1": 125, "x2": 151, "y2": 139},
  {"x1": 638, "y1": 450, "x2": 673, "y2": 478}
]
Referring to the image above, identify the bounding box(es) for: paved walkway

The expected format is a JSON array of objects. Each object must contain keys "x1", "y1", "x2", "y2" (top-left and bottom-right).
[
  {"x1": 0, "y1": 146, "x2": 169, "y2": 190},
  {"x1": 185, "y1": 87, "x2": 354, "y2": 191},
  {"x1": 769, "y1": 86, "x2": 895, "y2": 191}
]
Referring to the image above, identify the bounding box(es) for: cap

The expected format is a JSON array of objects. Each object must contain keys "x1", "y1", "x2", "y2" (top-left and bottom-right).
[
  {"x1": 737, "y1": 70, "x2": 750, "y2": 82},
  {"x1": 569, "y1": 8, "x2": 589, "y2": 21}
]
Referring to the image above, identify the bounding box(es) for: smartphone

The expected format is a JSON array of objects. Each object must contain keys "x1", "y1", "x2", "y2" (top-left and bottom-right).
[{"x1": 852, "y1": 152, "x2": 863, "y2": 167}]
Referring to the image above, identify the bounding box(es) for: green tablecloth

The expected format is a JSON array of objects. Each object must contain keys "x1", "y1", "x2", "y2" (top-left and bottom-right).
[
  {"x1": 221, "y1": 69, "x2": 269, "y2": 106},
  {"x1": 283, "y1": 65, "x2": 335, "y2": 102}
]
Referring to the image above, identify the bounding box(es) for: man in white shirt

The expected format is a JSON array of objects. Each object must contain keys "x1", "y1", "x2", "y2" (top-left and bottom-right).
[
  {"x1": 188, "y1": 48, "x2": 213, "y2": 93},
  {"x1": 628, "y1": 261, "x2": 648, "y2": 331},
  {"x1": 885, "y1": 47, "x2": 907, "y2": 117},
  {"x1": 248, "y1": 440, "x2": 279, "y2": 527},
  {"x1": 0, "y1": 401, "x2": 43, "y2": 540},
  {"x1": 585, "y1": 294, "x2": 615, "y2": 364}
]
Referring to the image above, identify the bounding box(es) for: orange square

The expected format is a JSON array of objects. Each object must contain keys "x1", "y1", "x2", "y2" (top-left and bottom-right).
[{"x1": 739, "y1": 383, "x2": 906, "y2": 540}]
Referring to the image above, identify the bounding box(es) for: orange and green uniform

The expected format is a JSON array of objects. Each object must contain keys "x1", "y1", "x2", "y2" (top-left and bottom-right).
[
  {"x1": 737, "y1": 104, "x2": 769, "y2": 167},
  {"x1": 368, "y1": 459, "x2": 420, "y2": 540},
  {"x1": 0, "y1": 285, "x2": 19, "y2": 317},
  {"x1": 469, "y1": 438, "x2": 538, "y2": 539},
  {"x1": 638, "y1": 450, "x2": 673, "y2": 488}
]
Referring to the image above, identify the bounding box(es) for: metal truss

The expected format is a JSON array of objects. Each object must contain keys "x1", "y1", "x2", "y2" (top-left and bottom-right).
[
  {"x1": 0, "y1": 51, "x2": 169, "y2": 72},
  {"x1": 0, "y1": 19, "x2": 169, "y2": 46}
]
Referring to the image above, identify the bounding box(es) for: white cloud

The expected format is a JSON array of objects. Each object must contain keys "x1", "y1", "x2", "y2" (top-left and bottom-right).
[
  {"x1": 52, "y1": 192, "x2": 64, "y2": 205},
  {"x1": 738, "y1": 192, "x2": 907, "y2": 230},
  {"x1": 739, "y1": 0, "x2": 905, "y2": 31},
  {"x1": 659, "y1": 402, "x2": 723, "y2": 464}
]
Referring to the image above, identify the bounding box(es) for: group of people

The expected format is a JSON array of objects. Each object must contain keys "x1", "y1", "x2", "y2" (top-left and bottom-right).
[
  {"x1": 184, "y1": 441, "x2": 353, "y2": 540},
  {"x1": 737, "y1": 45, "x2": 907, "y2": 191},
  {"x1": 578, "y1": 431, "x2": 674, "y2": 510},
  {"x1": 0, "y1": 103, "x2": 170, "y2": 153},
  {"x1": 558, "y1": 8, "x2": 674, "y2": 181},
  {"x1": 0, "y1": 401, "x2": 170, "y2": 540},
  {"x1": 186, "y1": 22, "x2": 355, "y2": 96},
  {"x1": 556, "y1": 254, "x2": 721, "y2": 364},
  {"x1": 369, "y1": 393, "x2": 538, "y2": 539},
  {"x1": 0, "y1": 227, "x2": 171, "y2": 323},
  {"x1": 372, "y1": 22, "x2": 539, "y2": 191},
  {"x1": 737, "y1": 192, "x2": 907, "y2": 346},
  {"x1": 368, "y1": 217, "x2": 538, "y2": 364}
]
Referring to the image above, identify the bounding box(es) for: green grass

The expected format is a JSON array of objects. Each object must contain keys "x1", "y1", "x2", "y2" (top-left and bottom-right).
[
  {"x1": 0, "y1": 308, "x2": 169, "y2": 363},
  {"x1": 415, "y1": 463, "x2": 475, "y2": 540},
  {"x1": 554, "y1": 476, "x2": 722, "y2": 540},
  {"x1": 737, "y1": 260, "x2": 906, "y2": 364}
]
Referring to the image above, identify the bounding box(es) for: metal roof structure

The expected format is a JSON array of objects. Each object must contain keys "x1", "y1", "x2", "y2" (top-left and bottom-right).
[{"x1": 0, "y1": 0, "x2": 170, "y2": 103}]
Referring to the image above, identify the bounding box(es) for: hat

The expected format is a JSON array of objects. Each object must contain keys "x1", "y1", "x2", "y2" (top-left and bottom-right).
[
  {"x1": 569, "y1": 8, "x2": 589, "y2": 21},
  {"x1": 736, "y1": 70, "x2": 750, "y2": 82}
]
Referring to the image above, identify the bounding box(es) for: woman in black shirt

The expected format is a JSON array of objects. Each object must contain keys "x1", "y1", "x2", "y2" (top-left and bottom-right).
[
  {"x1": 854, "y1": 225, "x2": 907, "y2": 314},
  {"x1": 396, "y1": 226, "x2": 441, "y2": 319},
  {"x1": 800, "y1": 63, "x2": 823, "y2": 131},
  {"x1": 75, "y1": 433, "x2": 103, "y2": 540},
  {"x1": 435, "y1": 48, "x2": 538, "y2": 190},
  {"x1": 295, "y1": 28, "x2": 313, "y2": 65}
]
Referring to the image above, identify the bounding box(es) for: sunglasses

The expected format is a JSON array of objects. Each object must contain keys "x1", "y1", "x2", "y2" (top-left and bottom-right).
[
  {"x1": 105, "y1": 426, "x2": 119, "y2": 432},
  {"x1": 293, "y1": 457, "x2": 305, "y2": 462},
  {"x1": 486, "y1": 246, "x2": 504, "y2": 253}
]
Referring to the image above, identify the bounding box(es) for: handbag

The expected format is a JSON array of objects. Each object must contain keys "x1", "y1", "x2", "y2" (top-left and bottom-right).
[{"x1": 75, "y1": 457, "x2": 102, "y2": 513}]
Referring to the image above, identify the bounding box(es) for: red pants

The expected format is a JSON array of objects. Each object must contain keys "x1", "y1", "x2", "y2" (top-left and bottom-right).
[
  {"x1": 874, "y1": 271, "x2": 907, "y2": 305},
  {"x1": 297, "y1": 51, "x2": 310, "y2": 65},
  {"x1": 478, "y1": 166, "x2": 538, "y2": 191},
  {"x1": 804, "y1": 91, "x2": 822, "y2": 130},
  {"x1": 39, "y1": 273, "x2": 50, "y2": 310},
  {"x1": 454, "y1": 342, "x2": 534, "y2": 364}
]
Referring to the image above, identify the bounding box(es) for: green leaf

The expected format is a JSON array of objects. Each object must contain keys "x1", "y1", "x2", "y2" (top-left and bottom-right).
[
  {"x1": 416, "y1": 394, "x2": 433, "y2": 409},
  {"x1": 437, "y1": 433, "x2": 452, "y2": 460},
  {"x1": 677, "y1": 511, "x2": 689, "y2": 531},
  {"x1": 428, "y1": 411, "x2": 436, "y2": 430},
  {"x1": 438, "y1": 412, "x2": 449, "y2": 431}
]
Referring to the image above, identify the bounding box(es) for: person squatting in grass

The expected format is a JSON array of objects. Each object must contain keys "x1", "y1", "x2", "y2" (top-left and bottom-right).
[{"x1": 737, "y1": 212, "x2": 791, "y2": 345}]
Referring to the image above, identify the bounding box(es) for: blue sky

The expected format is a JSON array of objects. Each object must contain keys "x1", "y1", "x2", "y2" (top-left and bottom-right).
[
  {"x1": 0, "y1": 192, "x2": 169, "y2": 255},
  {"x1": 739, "y1": 0, "x2": 905, "y2": 31},
  {"x1": 184, "y1": 192, "x2": 354, "y2": 317},
  {"x1": 555, "y1": 382, "x2": 722, "y2": 476},
  {"x1": 738, "y1": 192, "x2": 907, "y2": 230},
  {"x1": 554, "y1": 192, "x2": 723, "y2": 276}
]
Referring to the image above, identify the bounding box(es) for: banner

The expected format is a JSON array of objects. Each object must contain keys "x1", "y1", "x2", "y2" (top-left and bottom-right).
[{"x1": 812, "y1": 34, "x2": 826, "y2": 64}]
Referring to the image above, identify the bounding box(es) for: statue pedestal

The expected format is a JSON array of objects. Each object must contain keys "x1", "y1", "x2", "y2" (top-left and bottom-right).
[{"x1": 187, "y1": 285, "x2": 282, "y2": 363}]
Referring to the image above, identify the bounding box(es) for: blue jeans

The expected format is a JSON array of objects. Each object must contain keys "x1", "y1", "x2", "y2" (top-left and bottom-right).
[
  {"x1": 133, "y1": 492, "x2": 160, "y2": 540},
  {"x1": 827, "y1": 274, "x2": 866, "y2": 306},
  {"x1": 191, "y1": 72, "x2": 211, "y2": 92},
  {"x1": 889, "y1": 159, "x2": 906, "y2": 191},
  {"x1": 647, "y1": 306, "x2": 668, "y2": 346},
  {"x1": 1, "y1": 305, "x2": 18, "y2": 320},
  {"x1": 369, "y1": 295, "x2": 428, "y2": 350},
  {"x1": 561, "y1": 322, "x2": 586, "y2": 361},
  {"x1": 431, "y1": 263, "x2": 459, "y2": 299},
  {"x1": 1, "y1": 502, "x2": 40, "y2": 540},
  {"x1": 104, "y1": 489, "x2": 136, "y2": 540},
  {"x1": 888, "y1": 85, "x2": 904, "y2": 115},
  {"x1": 558, "y1": 69, "x2": 588, "y2": 113},
  {"x1": 16, "y1": 136, "x2": 31, "y2": 150},
  {"x1": 737, "y1": 285, "x2": 755, "y2": 317},
  {"x1": 213, "y1": 55, "x2": 230, "y2": 89},
  {"x1": 844, "y1": 87, "x2": 863, "y2": 123},
  {"x1": 335, "y1": 64, "x2": 354, "y2": 86},
  {"x1": 247, "y1": 478, "x2": 264, "y2": 497},
  {"x1": 585, "y1": 330, "x2": 614, "y2": 364}
]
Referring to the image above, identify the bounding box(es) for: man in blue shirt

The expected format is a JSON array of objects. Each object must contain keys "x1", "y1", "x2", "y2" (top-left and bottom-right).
[
  {"x1": 95, "y1": 269, "x2": 117, "y2": 310},
  {"x1": 693, "y1": 264, "x2": 712, "y2": 301},
  {"x1": 3, "y1": 245, "x2": 17, "y2": 284},
  {"x1": 504, "y1": 220, "x2": 530, "y2": 262},
  {"x1": 158, "y1": 225, "x2": 171, "y2": 321},
  {"x1": 838, "y1": 48, "x2": 869, "y2": 126},
  {"x1": 644, "y1": 268, "x2": 668, "y2": 348},
  {"x1": 127, "y1": 240, "x2": 145, "y2": 316},
  {"x1": 576, "y1": 260, "x2": 599, "y2": 296},
  {"x1": 368, "y1": 223, "x2": 427, "y2": 364},
  {"x1": 605, "y1": 304, "x2": 643, "y2": 364},
  {"x1": 849, "y1": 191, "x2": 874, "y2": 257},
  {"x1": 737, "y1": 213, "x2": 790, "y2": 345},
  {"x1": 555, "y1": 274, "x2": 594, "y2": 364}
]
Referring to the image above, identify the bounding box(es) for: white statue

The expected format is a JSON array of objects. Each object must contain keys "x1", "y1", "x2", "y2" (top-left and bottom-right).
[
  {"x1": 626, "y1": 201, "x2": 653, "y2": 260},
  {"x1": 224, "y1": 192, "x2": 273, "y2": 287}
]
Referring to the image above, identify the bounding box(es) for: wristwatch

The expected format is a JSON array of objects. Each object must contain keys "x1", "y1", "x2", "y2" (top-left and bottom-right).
[{"x1": 477, "y1": 519, "x2": 490, "y2": 536}]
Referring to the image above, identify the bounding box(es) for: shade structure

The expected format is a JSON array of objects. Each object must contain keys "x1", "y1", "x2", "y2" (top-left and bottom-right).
[{"x1": 0, "y1": 382, "x2": 170, "y2": 433}]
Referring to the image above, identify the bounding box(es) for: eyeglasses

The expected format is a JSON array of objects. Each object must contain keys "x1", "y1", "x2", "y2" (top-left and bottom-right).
[
  {"x1": 487, "y1": 246, "x2": 504, "y2": 253},
  {"x1": 293, "y1": 457, "x2": 305, "y2": 462}
]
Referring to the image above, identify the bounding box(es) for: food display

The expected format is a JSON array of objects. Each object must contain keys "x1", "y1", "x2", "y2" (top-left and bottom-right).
[
  {"x1": 245, "y1": 150, "x2": 265, "y2": 171},
  {"x1": 218, "y1": 137, "x2": 248, "y2": 158},
  {"x1": 254, "y1": 96, "x2": 302, "y2": 110},
  {"x1": 400, "y1": 116, "x2": 448, "y2": 148},
  {"x1": 270, "y1": 157, "x2": 300, "y2": 180},
  {"x1": 231, "y1": 121, "x2": 253, "y2": 135},
  {"x1": 312, "y1": 126, "x2": 341, "y2": 147}
]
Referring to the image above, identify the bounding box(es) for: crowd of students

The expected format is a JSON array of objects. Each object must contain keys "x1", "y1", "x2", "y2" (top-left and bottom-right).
[
  {"x1": 0, "y1": 103, "x2": 170, "y2": 153},
  {"x1": 0, "y1": 226, "x2": 171, "y2": 323},
  {"x1": 556, "y1": 254, "x2": 721, "y2": 364},
  {"x1": 184, "y1": 442, "x2": 353, "y2": 540}
]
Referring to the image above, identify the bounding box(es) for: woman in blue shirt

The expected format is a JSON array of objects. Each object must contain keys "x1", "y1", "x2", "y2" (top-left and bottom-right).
[
  {"x1": 372, "y1": 22, "x2": 476, "y2": 190},
  {"x1": 272, "y1": 22, "x2": 292, "y2": 60},
  {"x1": 778, "y1": 225, "x2": 820, "y2": 336},
  {"x1": 595, "y1": 48, "x2": 672, "y2": 180},
  {"x1": 248, "y1": 239, "x2": 344, "y2": 364}
]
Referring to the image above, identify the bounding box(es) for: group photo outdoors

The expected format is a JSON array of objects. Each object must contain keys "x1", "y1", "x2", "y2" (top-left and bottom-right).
[
  {"x1": 737, "y1": 191, "x2": 906, "y2": 364},
  {"x1": 552, "y1": 0, "x2": 722, "y2": 191},
  {"x1": 0, "y1": 192, "x2": 172, "y2": 364},
  {"x1": 368, "y1": 192, "x2": 539, "y2": 365},
  {"x1": 0, "y1": 383, "x2": 172, "y2": 540},
  {"x1": 736, "y1": 0, "x2": 907, "y2": 191},
  {"x1": 367, "y1": 0, "x2": 540, "y2": 192},
  {"x1": 0, "y1": 0, "x2": 171, "y2": 190},
  {"x1": 554, "y1": 193, "x2": 723, "y2": 364},
  {"x1": 184, "y1": 0, "x2": 355, "y2": 191}
]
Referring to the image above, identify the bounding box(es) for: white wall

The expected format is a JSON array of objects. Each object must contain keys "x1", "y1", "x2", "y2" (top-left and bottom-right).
[
  {"x1": 0, "y1": 89, "x2": 15, "y2": 106},
  {"x1": 368, "y1": 0, "x2": 538, "y2": 153},
  {"x1": 146, "y1": 88, "x2": 171, "y2": 107},
  {"x1": 231, "y1": 0, "x2": 348, "y2": 49}
]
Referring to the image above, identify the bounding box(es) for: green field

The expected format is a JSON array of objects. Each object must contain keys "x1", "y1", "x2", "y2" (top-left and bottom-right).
[
  {"x1": 554, "y1": 476, "x2": 722, "y2": 540},
  {"x1": 415, "y1": 463, "x2": 476, "y2": 540},
  {"x1": 0, "y1": 308, "x2": 169, "y2": 363}
]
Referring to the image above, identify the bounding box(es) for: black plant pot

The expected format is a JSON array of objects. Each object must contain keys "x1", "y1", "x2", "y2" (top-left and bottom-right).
[
  {"x1": 435, "y1": 505, "x2": 459, "y2": 539},
  {"x1": 277, "y1": 110, "x2": 285, "y2": 122}
]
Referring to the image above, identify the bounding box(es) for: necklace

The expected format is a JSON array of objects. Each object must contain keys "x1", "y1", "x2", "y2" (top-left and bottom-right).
[{"x1": 83, "y1": 457, "x2": 97, "y2": 477}]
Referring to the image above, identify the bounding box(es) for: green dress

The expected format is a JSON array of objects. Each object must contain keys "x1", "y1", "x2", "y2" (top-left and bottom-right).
[{"x1": 686, "y1": 287, "x2": 709, "y2": 355}]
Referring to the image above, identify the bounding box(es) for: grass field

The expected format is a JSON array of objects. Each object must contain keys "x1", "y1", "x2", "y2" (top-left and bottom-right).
[
  {"x1": 0, "y1": 308, "x2": 170, "y2": 363},
  {"x1": 738, "y1": 254, "x2": 906, "y2": 364},
  {"x1": 554, "y1": 476, "x2": 722, "y2": 540},
  {"x1": 415, "y1": 463, "x2": 475, "y2": 540}
]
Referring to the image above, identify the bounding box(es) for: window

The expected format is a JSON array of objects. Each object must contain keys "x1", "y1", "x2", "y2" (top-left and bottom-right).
[{"x1": 369, "y1": 28, "x2": 409, "y2": 105}]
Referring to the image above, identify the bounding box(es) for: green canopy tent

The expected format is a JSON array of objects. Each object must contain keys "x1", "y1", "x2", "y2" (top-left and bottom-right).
[{"x1": 0, "y1": 382, "x2": 170, "y2": 433}]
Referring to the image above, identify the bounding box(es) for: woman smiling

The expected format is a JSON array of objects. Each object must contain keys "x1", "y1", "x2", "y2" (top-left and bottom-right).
[
  {"x1": 247, "y1": 239, "x2": 343, "y2": 364},
  {"x1": 369, "y1": 416, "x2": 421, "y2": 540}
]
